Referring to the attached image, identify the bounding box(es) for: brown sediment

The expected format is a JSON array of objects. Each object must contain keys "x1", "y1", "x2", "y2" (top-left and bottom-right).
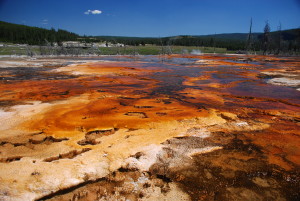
[
  {"x1": 43, "y1": 148, "x2": 91, "y2": 162},
  {"x1": 0, "y1": 156, "x2": 22, "y2": 163},
  {"x1": 77, "y1": 128, "x2": 117, "y2": 146},
  {"x1": 0, "y1": 55, "x2": 299, "y2": 200}
]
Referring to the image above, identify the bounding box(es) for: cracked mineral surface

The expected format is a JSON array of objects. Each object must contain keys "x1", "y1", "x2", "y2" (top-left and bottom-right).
[{"x1": 0, "y1": 54, "x2": 299, "y2": 201}]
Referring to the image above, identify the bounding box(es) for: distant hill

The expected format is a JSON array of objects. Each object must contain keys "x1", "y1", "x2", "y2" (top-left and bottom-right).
[
  {"x1": 200, "y1": 33, "x2": 261, "y2": 41},
  {"x1": 200, "y1": 29, "x2": 300, "y2": 42},
  {"x1": 0, "y1": 20, "x2": 299, "y2": 51},
  {"x1": 91, "y1": 28, "x2": 299, "y2": 50},
  {"x1": 93, "y1": 28, "x2": 300, "y2": 43}
]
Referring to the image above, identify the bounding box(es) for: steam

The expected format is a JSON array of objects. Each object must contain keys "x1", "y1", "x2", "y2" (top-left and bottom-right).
[{"x1": 191, "y1": 49, "x2": 202, "y2": 55}]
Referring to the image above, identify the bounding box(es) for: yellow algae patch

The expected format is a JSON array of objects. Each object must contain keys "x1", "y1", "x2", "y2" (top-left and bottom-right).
[
  {"x1": 20, "y1": 92, "x2": 210, "y2": 138},
  {"x1": 180, "y1": 88, "x2": 224, "y2": 106},
  {"x1": 0, "y1": 108, "x2": 228, "y2": 201},
  {"x1": 54, "y1": 61, "x2": 161, "y2": 76},
  {"x1": 1, "y1": 55, "x2": 300, "y2": 200}
]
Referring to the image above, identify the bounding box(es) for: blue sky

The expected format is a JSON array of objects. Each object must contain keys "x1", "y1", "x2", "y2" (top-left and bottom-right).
[{"x1": 0, "y1": 0, "x2": 299, "y2": 37}]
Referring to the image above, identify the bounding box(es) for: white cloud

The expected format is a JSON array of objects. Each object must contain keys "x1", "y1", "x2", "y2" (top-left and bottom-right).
[
  {"x1": 84, "y1": 10, "x2": 91, "y2": 15},
  {"x1": 91, "y1": 10, "x2": 102, "y2": 14},
  {"x1": 84, "y1": 10, "x2": 102, "y2": 15}
]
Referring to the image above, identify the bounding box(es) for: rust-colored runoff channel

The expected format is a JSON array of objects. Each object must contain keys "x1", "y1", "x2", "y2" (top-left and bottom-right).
[{"x1": 0, "y1": 55, "x2": 299, "y2": 201}]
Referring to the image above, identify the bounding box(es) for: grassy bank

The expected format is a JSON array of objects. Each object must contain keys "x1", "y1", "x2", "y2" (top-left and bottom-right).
[
  {"x1": 98, "y1": 45, "x2": 232, "y2": 55},
  {"x1": 0, "y1": 44, "x2": 232, "y2": 56}
]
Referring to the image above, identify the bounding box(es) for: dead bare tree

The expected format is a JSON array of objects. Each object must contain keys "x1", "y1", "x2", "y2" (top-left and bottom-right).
[
  {"x1": 245, "y1": 18, "x2": 253, "y2": 54},
  {"x1": 158, "y1": 37, "x2": 166, "y2": 62},
  {"x1": 213, "y1": 32, "x2": 216, "y2": 54},
  {"x1": 166, "y1": 39, "x2": 173, "y2": 55},
  {"x1": 133, "y1": 44, "x2": 138, "y2": 56},
  {"x1": 25, "y1": 45, "x2": 34, "y2": 57},
  {"x1": 159, "y1": 37, "x2": 164, "y2": 56},
  {"x1": 262, "y1": 21, "x2": 271, "y2": 55},
  {"x1": 276, "y1": 22, "x2": 282, "y2": 55}
]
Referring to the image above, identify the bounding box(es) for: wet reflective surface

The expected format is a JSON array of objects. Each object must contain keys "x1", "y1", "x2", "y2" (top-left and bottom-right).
[{"x1": 0, "y1": 54, "x2": 299, "y2": 200}]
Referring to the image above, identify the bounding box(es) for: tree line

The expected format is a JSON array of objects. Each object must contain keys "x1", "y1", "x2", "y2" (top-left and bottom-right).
[
  {"x1": 246, "y1": 20, "x2": 300, "y2": 55},
  {"x1": 76, "y1": 24, "x2": 300, "y2": 54},
  {"x1": 0, "y1": 20, "x2": 299, "y2": 54},
  {"x1": 83, "y1": 35, "x2": 246, "y2": 51},
  {"x1": 0, "y1": 21, "x2": 78, "y2": 45}
]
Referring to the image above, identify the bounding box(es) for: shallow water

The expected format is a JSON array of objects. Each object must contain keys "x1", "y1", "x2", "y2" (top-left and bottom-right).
[{"x1": 0, "y1": 54, "x2": 299, "y2": 201}]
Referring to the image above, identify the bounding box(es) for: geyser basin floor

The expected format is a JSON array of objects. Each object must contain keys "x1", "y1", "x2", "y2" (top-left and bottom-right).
[{"x1": 0, "y1": 55, "x2": 299, "y2": 201}]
